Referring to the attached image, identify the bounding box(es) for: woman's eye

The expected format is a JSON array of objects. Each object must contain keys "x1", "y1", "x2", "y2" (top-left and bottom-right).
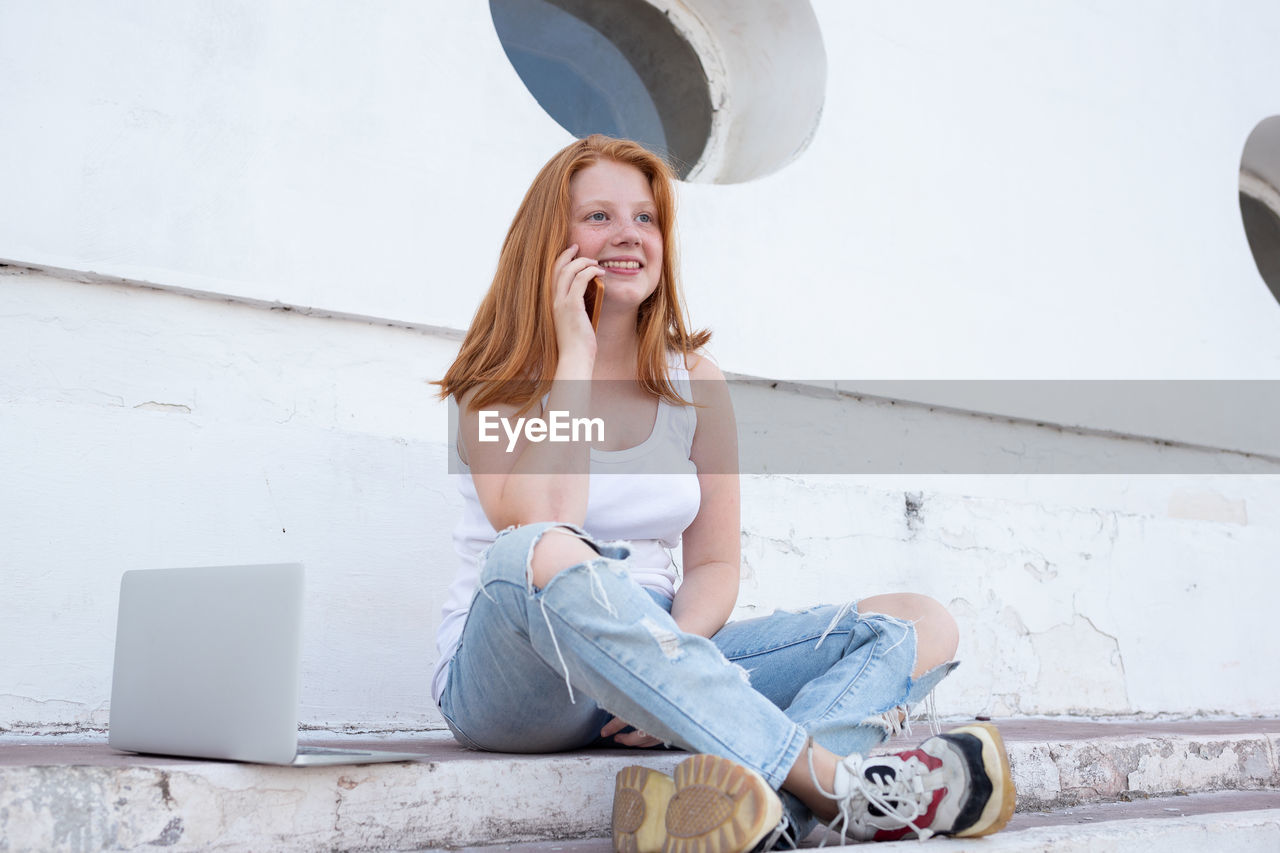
[
  {"x1": 587, "y1": 212, "x2": 607, "y2": 222},
  {"x1": 636, "y1": 213, "x2": 653, "y2": 224}
]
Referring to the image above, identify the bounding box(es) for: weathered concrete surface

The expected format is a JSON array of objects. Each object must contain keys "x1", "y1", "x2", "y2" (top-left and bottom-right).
[
  {"x1": 438, "y1": 792, "x2": 1280, "y2": 852},
  {"x1": 0, "y1": 741, "x2": 683, "y2": 851},
  {"x1": 1006, "y1": 732, "x2": 1280, "y2": 811},
  {"x1": 857, "y1": 808, "x2": 1280, "y2": 852},
  {"x1": 1, "y1": 721, "x2": 1277, "y2": 851}
]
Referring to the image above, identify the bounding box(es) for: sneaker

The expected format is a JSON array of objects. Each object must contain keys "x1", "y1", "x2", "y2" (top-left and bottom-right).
[
  {"x1": 826, "y1": 722, "x2": 1016, "y2": 842},
  {"x1": 614, "y1": 764, "x2": 676, "y2": 853},
  {"x1": 613, "y1": 754, "x2": 784, "y2": 853}
]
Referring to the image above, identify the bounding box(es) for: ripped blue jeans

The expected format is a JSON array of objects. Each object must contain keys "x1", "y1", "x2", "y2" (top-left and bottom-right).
[{"x1": 438, "y1": 522, "x2": 957, "y2": 839}]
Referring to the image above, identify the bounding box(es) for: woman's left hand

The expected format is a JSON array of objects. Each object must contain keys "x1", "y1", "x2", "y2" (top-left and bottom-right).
[{"x1": 601, "y1": 716, "x2": 664, "y2": 748}]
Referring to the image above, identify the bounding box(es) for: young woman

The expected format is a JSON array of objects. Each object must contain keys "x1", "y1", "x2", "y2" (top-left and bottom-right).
[{"x1": 434, "y1": 135, "x2": 1014, "y2": 851}]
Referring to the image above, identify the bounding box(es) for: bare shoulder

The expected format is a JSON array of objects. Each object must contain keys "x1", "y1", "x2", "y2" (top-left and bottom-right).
[
  {"x1": 684, "y1": 350, "x2": 726, "y2": 382},
  {"x1": 457, "y1": 386, "x2": 538, "y2": 419},
  {"x1": 683, "y1": 350, "x2": 734, "y2": 428},
  {"x1": 455, "y1": 387, "x2": 541, "y2": 473}
]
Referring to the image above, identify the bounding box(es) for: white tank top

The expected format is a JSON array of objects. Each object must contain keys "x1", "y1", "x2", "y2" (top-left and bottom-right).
[{"x1": 431, "y1": 361, "x2": 702, "y2": 703}]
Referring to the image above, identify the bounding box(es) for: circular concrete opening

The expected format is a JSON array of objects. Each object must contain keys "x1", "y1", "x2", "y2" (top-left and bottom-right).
[
  {"x1": 490, "y1": 0, "x2": 826, "y2": 184},
  {"x1": 1240, "y1": 115, "x2": 1280, "y2": 308},
  {"x1": 490, "y1": 0, "x2": 712, "y2": 179}
]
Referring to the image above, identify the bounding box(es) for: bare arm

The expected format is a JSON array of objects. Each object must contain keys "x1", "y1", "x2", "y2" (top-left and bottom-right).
[
  {"x1": 461, "y1": 245, "x2": 602, "y2": 529},
  {"x1": 670, "y1": 355, "x2": 740, "y2": 638}
]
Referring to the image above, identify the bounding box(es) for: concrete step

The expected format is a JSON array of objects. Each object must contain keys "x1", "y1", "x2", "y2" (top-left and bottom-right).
[
  {"x1": 440, "y1": 792, "x2": 1280, "y2": 853},
  {"x1": 1, "y1": 719, "x2": 1278, "y2": 851}
]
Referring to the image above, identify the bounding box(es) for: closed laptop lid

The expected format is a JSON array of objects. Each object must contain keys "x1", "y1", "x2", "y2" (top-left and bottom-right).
[{"x1": 108, "y1": 563, "x2": 304, "y2": 764}]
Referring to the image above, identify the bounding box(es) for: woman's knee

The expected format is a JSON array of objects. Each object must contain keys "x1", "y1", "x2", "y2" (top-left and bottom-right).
[
  {"x1": 482, "y1": 522, "x2": 591, "y2": 588},
  {"x1": 858, "y1": 592, "x2": 959, "y2": 673},
  {"x1": 528, "y1": 525, "x2": 600, "y2": 588}
]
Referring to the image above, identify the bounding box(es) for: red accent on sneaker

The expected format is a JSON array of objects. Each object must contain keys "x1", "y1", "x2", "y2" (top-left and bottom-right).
[
  {"x1": 858, "y1": 748, "x2": 946, "y2": 841},
  {"x1": 873, "y1": 788, "x2": 946, "y2": 841},
  {"x1": 892, "y1": 748, "x2": 943, "y2": 772}
]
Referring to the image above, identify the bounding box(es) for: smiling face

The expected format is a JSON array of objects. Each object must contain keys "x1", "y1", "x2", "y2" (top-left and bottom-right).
[{"x1": 567, "y1": 159, "x2": 664, "y2": 308}]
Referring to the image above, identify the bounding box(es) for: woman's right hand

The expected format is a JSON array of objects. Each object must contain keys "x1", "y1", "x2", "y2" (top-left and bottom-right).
[{"x1": 552, "y1": 244, "x2": 604, "y2": 363}]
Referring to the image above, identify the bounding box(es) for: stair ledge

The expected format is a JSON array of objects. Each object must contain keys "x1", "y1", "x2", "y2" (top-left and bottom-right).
[{"x1": 1, "y1": 719, "x2": 1277, "y2": 851}]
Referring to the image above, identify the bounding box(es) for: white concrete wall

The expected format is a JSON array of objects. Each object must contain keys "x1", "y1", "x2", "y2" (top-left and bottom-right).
[
  {"x1": 737, "y1": 474, "x2": 1280, "y2": 717},
  {"x1": 4, "y1": 268, "x2": 1278, "y2": 732},
  {"x1": 1, "y1": 268, "x2": 460, "y2": 731},
  {"x1": 3, "y1": 1, "x2": 1280, "y2": 730}
]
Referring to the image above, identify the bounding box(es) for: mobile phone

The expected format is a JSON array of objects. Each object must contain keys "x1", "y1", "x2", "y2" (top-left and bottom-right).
[{"x1": 585, "y1": 276, "x2": 605, "y2": 331}]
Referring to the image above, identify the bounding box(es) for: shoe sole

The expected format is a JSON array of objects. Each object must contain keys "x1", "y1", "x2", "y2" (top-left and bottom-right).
[
  {"x1": 949, "y1": 722, "x2": 1017, "y2": 837},
  {"x1": 613, "y1": 756, "x2": 783, "y2": 853},
  {"x1": 663, "y1": 754, "x2": 783, "y2": 853},
  {"x1": 614, "y1": 765, "x2": 676, "y2": 853}
]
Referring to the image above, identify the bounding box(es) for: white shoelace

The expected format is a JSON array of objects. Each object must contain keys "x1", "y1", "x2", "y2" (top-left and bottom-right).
[
  {"x1": 808, "y1": 742, "x2": 936, "y2": 844},
  {"x1": 757, "y1": 814, "x2": 796, "y2": 852}
]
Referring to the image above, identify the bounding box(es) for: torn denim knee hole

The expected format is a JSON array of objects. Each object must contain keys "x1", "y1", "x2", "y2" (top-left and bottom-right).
[{"x1": 521, "y1": 523, "x2": 596, "y2": 593}]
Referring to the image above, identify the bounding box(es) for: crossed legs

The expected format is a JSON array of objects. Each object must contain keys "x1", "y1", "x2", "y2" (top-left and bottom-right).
[{"x1": 527, "y1": 526, "x2": 959, "y2": 823}]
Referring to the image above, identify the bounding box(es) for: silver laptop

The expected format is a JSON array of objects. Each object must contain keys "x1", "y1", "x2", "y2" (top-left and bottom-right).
[{"x1": 109, "y1": 563, "x2": 419, "y2": 766}]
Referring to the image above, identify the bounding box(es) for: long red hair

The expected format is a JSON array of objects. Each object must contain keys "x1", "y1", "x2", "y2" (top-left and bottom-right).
[{"x1": 436, "y1": 135, "x2": 710, "y2": 412}]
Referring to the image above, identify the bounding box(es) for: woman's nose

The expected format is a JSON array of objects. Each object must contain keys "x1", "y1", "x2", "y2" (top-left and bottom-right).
[{"x1": 613, "y1": 221, "x2": 641, "y2": 244}]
